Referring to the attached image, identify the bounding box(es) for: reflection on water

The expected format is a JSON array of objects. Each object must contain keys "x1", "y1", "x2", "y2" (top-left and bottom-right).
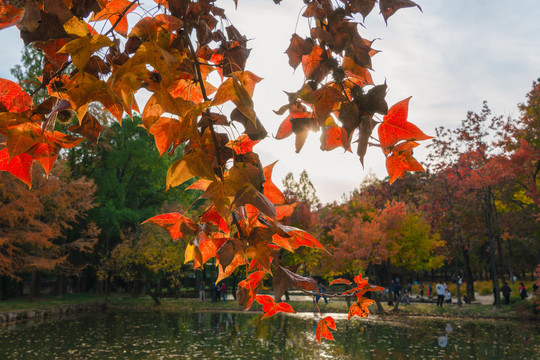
[{"x1": 0, "y1": 310, "x2": 538, "y2": 359}]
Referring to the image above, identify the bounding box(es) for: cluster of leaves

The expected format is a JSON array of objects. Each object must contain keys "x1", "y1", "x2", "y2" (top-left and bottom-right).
[
  {"x1": 275, "y1": 0, "x2": 431, "y2": 183},
  {"x1": 0, "y1": 0, "x2": 430, "y2": 341}
]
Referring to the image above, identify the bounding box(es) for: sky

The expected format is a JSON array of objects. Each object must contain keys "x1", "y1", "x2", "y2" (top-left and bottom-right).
[{"x1": 1, "y1": 0, "x2": 539, "y2": 204}]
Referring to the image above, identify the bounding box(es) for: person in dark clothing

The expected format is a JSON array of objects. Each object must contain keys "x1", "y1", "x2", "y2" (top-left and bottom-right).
[
  {"x1": 393, "y1": 281, "x2": 401, "y2": 301},
  {"x1": 500, "y1": 283, "x2": 511, "y2": 305},
  {"x1": 519, "y1": 282, "x2": 528, "y2": 300}
]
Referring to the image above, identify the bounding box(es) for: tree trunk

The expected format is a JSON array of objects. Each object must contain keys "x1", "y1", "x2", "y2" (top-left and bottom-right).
[
  {"x1": 144, "y1": 275, "x2": 161, "y2": 306},
  {"x1": 232, "y1": 272, "x2": 238, "y2": 300},
  {"x1": 462, "y1": 248, "x2": 475, "y2": 301},
  {"x1": 156, "y1": 276, "x2": 162, "y2": 297},
  {"x1": 56, "y1": 273, "x2": 64, "y2": 296},
  {"x1": 29, "y1": 269, "x2": 36, "y2": 301},
  {"x1": 486, "y1": 187, "x2": 501, "y2": 308}
]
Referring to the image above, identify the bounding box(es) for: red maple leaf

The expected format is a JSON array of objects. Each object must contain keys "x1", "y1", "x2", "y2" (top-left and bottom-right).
[
  {"x1": 316, "y1": 316, "x2": 337, "y2": 343},
  {"x1": 378, "y1": 97, "x2": 432, "y2": 154},
  {"x1": 255, "y1": 294, "x2": 295, "y2": 319}
]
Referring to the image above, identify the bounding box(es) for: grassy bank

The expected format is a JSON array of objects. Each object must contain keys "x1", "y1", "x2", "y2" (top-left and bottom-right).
[
  {"x1": 0, "y1": 293, "x2": 106, "y2": 313},
  {"x1": 1, "y1": 292, "x2": 537, "y2": 321}
]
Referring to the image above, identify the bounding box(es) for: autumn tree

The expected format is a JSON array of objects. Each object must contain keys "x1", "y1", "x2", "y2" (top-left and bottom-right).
[
  {"x1": 0, "y1": 0, "x2": 431, "y2": 340},
  {"x1": 100, "y1": 223, "x2": 186, "y2": 305},
  {"x1": 0, "y1": 160, "x2": 98, "y2": 299}
]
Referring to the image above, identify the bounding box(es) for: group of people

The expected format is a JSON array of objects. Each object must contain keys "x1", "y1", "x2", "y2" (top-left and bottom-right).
[
  {"x1": 198, "y1": 281, "x2": 227, "y2": 302},
  {"x1": 389, "y1": 279, "x2": 453, "y2": 306},
  {"x1": 497, "y1": 281, "x2": 534, "y2": 305},
  {"x1": 435, "y1": 281, "x2": 452, "y2": 307}
]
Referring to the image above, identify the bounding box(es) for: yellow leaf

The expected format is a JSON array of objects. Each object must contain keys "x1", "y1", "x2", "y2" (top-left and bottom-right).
[
  {"x1": 59, "y1": 34, "x2": 113, "y2": 71},
  {"x1": 166, "y1": 148, "x2": 216, "y2": 190},
  {"x1": 63, "y1": 16, "x2": 90, "y2": 37}
]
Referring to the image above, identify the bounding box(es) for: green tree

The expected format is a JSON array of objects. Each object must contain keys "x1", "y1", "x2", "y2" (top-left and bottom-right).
[{"x1": 10, "y1": 45, "x2": 45, "y2": 103}]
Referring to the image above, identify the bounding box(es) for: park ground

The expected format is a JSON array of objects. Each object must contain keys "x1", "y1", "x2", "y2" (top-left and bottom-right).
[{"x1": 1, "y1": 287, "x2": 538, "y2": 323}]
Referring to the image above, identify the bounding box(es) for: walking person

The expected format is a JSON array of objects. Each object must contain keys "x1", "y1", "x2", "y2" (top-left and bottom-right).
[
  {"x1": 199, "y1": 281, "x2": 206, "y2": 301},
  {"x1": 221, "y1": 282, "x2": 227, "y2": 302},
  {"x1": 419, "y1": 283, "x2": 424, "y2": 298},
  {"x1": 428, "y1": 283, "x2": 433, "y2": 297},
  {"x1": 501, "y1": 282, "x2": 511, "y2": 305},
  {"x1": 393, "y1": 280, "x2": 402, "y2": 301},
  {"x1": 436, "y1": 281, "x2": 445, "y2": 307},
  {"x1": 519, "y1": 282, "x2": 528, "y2": 300}
]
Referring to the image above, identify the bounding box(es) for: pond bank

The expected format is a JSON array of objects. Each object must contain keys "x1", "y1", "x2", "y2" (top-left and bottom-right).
[
  {"x1": 1, "y1": 292, "x2": 537, "y2": 326},
  {"x1": 0, "y1": 302, "x2": 106, "y2": 325}
]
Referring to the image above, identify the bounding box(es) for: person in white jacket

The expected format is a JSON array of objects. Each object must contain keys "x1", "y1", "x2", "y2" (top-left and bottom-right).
[{"x1": 436, "y1": 281, "x2": 445, "y2": 307}]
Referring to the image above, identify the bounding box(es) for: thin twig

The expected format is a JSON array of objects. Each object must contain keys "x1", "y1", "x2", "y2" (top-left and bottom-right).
[{"x1": 104, "y1": 0, "x2": 139, "y2": 36}]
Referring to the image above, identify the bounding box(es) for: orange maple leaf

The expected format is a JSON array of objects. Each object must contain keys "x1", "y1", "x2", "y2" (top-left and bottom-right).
[
  {"x1": 316, "y1": 316, "x2": 337, "y2": 343},
  {"x1": 0, "y1": 148, "x2": 32, "y2": 188},
  {"x1": 255, "y1": 294, "x2": 295, "y2": 319},
  {"x1": 377, "y1": 97, "x2": 432, "y2": 154},
  {"x1": 90, "y1": 0, "x2": 138, "y2": 37},
  {"x1": 237, "y1": 271, "x2": 266, "y2": 310},
  {"x1": 143, "y1": 212, "x2": 200, "y2": 240},
  {"x1": 386, "y1": 141, "x2": 425, "y2": 184},
  {"x1": 348, "y1": 296, "x2": 375, "y2": 320}
]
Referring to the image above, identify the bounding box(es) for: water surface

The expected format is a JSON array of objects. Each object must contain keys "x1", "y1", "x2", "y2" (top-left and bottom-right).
[{"x1": 0, "y1": 310, "x2": 538, "y2": 359}]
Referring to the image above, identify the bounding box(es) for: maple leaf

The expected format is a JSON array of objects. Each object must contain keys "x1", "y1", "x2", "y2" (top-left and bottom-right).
[
  {"x1": 344, "y1": 0, "x2": 377, "y2": 21},
  {"x1": 386, "y1": 141, "x2": 425, "y2": 184},
  {"x1": 200, "y1": 205, "x2": 230, "y2": 234},
  {"x1": 0, "y1": 148, "x2": 32, "y2": 188},
  {"x1": 342, "y1": 56, "x2": 374, "y2": 87},
  {"x1": 61, "y1": 72, "x2": 124, "y2": 122},
  {"x1": 272, "y1": 265, "x2": 318, "y2": 301},
  {"x1": 275, "y1": 203, "x2": 296, "y2": 221},
  {"x1": 302, "y1": 44, "x2": 330, "y2": 84},
  {"x1": 378, "y1": 97, "x2": 433, "y2": 153},
  {"x1": 285, "y1": 34, "x2": 313, "y2": 70},
  {"x1": 184, "y1": 243, "x2": 203, "y2": 268},
  {"x1": 0, "y1": 1, "x2": 22, "y2": 30},
  {"x1": 230, "y1": 108, "x2": 268, "y2": 141},
  {"x1": 148, "y1": 116, "x2": 183, "y2": 156},
  {"x1": 313, "y1": 84, "x2": 347, "y2": 123},
  {"x1": 166, "y1": 148, "x2": 217, "y2": 190},
  {"x1": 348, "y1": 296, "x2": 375, "y2": 320},
  {"x1": 320, "y1": 126, "x2": 349, "y2": 151},
  {"x1": 275, "y1": 115, "x2": 293, "y2": 140},
  {"x1": 58, "y1": 34, "x2": 113, "y2": 71},
  {"x1": 198, "y1": 232, "x2": 228, "y2": 265},
  {"x1": 128, "y1": 14, "x2": 182, "y2": 42},
  {"x1": 273, "y1": 225, "x2": 327, "y2": 252},
  {"x1": 0, "y1": 78, "x2": 32, "y2": 113},
  {"x1": 68, "y1": 112, "x2": 102, "y2": 144},
  {"x1": 316, "y1": 316, "x2": 337, "y2": 343},
  {"x1": 379, "y1": 0, "x2": 422, "y2": 25},
  {"x1": 226, "y1": 134, "x2": 261, "y2": 155},
  {"x1": 143, "y1": 213, "x2": 200, "y2": 241},
  {"x1": 263, "y1": 161, "x2": 287, "y2": 205},
  {"x1": 255, "y1": 294, "x2": 295, "y2": 319},
  {"x1": 216, "y1": 238, "x2": 246, "y2": 269},
  {"x1": 237, "y1": 271, "x2": 266, "y2": 310},
  {"x1": 216, "y1": 252, "x2": 246, "y2": 283},
  {"x1": 90, "y1": 0, "x2": 138, "y2": 37},
  {"x1": 291, "y1": 116, "x2": 319, "y2": 153},
  {"x1": 4, "y1": 122, "x2": 43, "y2": 158}
]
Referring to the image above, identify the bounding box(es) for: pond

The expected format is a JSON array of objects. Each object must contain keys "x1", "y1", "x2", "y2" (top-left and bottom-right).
[{"x1": 0, "y1": 310, "x2": 538, "y2": 359}]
